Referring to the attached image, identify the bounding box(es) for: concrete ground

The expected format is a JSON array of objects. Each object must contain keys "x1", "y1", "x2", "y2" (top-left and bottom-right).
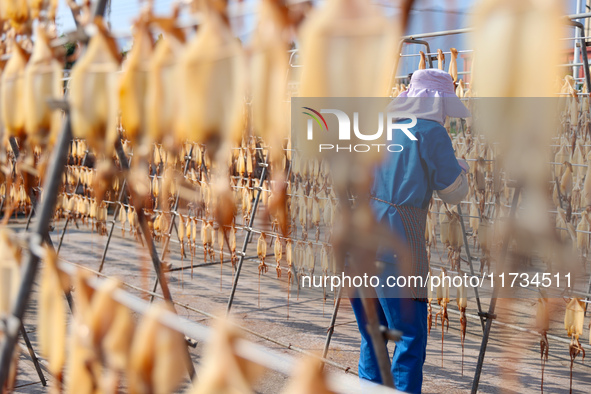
[{"x1": 7, "y1": 213, "x2": 591, "y2": 393}]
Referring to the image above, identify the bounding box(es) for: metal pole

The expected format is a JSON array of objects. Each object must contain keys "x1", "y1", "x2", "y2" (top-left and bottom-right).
[
  {"x1": 321, "y1": 286, "x2": 342, "y2": 360},
  {"x1": 113, "y1": 138, "x2": 196, "y2": 380},
  {"x1": 0, "y1": 2, "x2": 108, "y2": 387},
  {"x1": 25, "y1": 207, "x2": 35, "y2": 230},
  {"x1": 226, "y1": 154, "x2": 269, "y2": 314},
  {"x1": 574, "y1": 0, "x2": 583, "y2": 79},
  {"x1": 56, "y1": 151, "x2": 89, "y2": 253},
  {"x1": 471, "y1": 187, "x2": 521, "y2": 394},
  {"x1": 569, "y1": 20, "x2": 591, "y2": 93},
  {"x1": 456, "y1": 204, "x2": 485, "y2": 332},
  {"x1": 20, "y1": 324, "x2": 46, "y2": 386},
  {"x1": 113, "y1": 140, "x2": 172, "y2": 302},
  {"x1": 400, "y1": 39, "x2": 433, "y2": 68},
  {"x1": 150, "y1": 147, "x2": 193, "y2": 301},
  {"x1": 97, "y1": 153, "x2": 132, "y2": 273},
  {"x1": 0, "y1": 115, "x2": 73, "y2": 387},
  {"x1": 359, "y1": 295, "x2": 395, "y2": 388},
  {"x1": 9, "y1": 135, "x2": 74, "y2": 314}
]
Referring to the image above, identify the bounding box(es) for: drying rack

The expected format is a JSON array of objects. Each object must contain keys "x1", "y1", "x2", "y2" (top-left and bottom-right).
[
  {"x1": 388, "y1": 11, "x2": 591, "y2": 394},
  {"x1": 0, "y1": 0, "x2": 394, "y2": 389},
  {"x1": 3, "y1": 4, "x2": 591, "y2": 393}
]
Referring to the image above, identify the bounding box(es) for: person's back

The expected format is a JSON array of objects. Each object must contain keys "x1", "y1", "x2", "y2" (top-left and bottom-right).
[{"x1": 350, "y1": 68, "x2": 470, "y2": 394}]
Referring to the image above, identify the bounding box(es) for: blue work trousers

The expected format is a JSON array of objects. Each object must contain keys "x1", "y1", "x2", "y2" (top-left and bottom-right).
[{"x1": 350, "y1": 296, "x2": 428, "y2": 393}]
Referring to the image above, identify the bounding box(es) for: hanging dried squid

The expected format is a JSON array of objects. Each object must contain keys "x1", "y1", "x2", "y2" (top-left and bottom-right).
[
  {"x1": 564, "y1": 297, "x2": 585, "y2": 393},
  {"x1": 435, "y1": 269, "x2": 450, "y2": 367},
  {"x1": 274, "y1": 237, "x2": 283, "y2": 278},
  {"x1": 175, "y1": 1, "x2": 246, "y2": 159},
  {"x1": 536, "y1": 297, "x2": 549, "y2": 392},
  {"x1": 24, "y1": 25, "x2": 63, "y2": 149},
  {"x1": 119, "y1": 13, "x2": 153, "y2": 154},
  {"x1": 187, "y1": 320, "x2": 265, "y2": 394},
  {"x1": 145, "y1": 13, "x2": 185, "y2": 150},
  {"x1": 128, "y1": 303, "x2": 189, "y2": 394},
  {"x1": 282, "y1": 355, "x2": 335, "y2": 394},
  {"x1": 69, "y1": 17, "x2": 121, "y2": 159},
  {"x1": 456, "y1": 272, "x2": 467, "y2": 375},
  {"x1": 38, "y1": 246, "x2": 69, "y2": 383},
  {"x1": 249, "y1": 0, "x2": 290, "y2": 164},
  {"x1": 3, "y1": 0, "x2": 30, "y2": 29},
  {"x1": 1, "y1": 40, "x2": 30, "y2": 141}
]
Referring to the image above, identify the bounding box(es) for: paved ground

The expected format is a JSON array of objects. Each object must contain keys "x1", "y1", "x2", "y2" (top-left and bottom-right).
[{"x1": 7, "y1": 213, "x2": 591, "y2": 393}]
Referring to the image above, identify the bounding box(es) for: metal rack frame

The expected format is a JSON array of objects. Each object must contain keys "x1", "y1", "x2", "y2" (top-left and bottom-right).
[
  {"x1": 4, "y1": 6, "x2": 591, "y2": 393},
  {"x1": 390, "y1": 11, "x2": 591, "y2": 394}
]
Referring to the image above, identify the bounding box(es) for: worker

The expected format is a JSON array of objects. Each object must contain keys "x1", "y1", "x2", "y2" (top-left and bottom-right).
[{"x1": 350, "y1": 68, "x2": 470, "y2": 393}]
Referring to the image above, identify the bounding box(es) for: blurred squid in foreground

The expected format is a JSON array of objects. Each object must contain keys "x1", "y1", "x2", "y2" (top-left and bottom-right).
[
  {"x1": 249, "y1": 0, "x2": 292, "y2": 235},
  {"x1": 69, "y1": 17, "x2": 121, "y2": 201},
  {"x1": 175, "y1": 0, "x2": 246, "y2": 229},
  {"x1": 470, "y1": 0, "x2": 575, "y2": 268}
]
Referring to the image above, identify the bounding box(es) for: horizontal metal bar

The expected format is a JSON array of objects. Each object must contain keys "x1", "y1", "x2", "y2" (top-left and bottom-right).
[
  {"x1": 399, "y1": 49, "x2": 474, "y2": 58},
  {"x1": 55, "y1": 258, "x2": 398, "y2": 394},
  {"x1": 400, "y1": 12, "x2": 591, "y2": 41},
  {"x1": 403, "y1": 27, "x2": 473, "y2": 40}
]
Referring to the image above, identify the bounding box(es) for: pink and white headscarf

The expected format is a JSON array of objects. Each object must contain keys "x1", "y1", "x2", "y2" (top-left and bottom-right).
[{"x1": 391, "y1": 68, "x2": 471, "y2": 125}]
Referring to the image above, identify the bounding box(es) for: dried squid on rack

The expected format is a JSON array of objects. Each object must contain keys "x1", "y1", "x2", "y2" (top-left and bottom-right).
[
  {"x1": 1, "y1": 40, "x2": 30, "y2": 141},
  {"x1": 448, "y1": 48, "x2": 458, "y2": 83},
  {"x1": 257, "y1": 232, "x2": 268, "y2": 306},
  {"x1": 38, "y1": 247, "x2": 69, "y2": 382},
  {"x1": 29, "y1": 0, "x2": 59, "y2": 20},
  {"x1": 145, "y1": 15, "x2": 185, "y2": 151},
  {"x1": 274, "y1": 236, "x2": 283, "y2": 278},
  {"x1": 298, "y1": 0, "x2": 398, "y2": 172},
  {"x1": 3, "y1": 0, "x2": 30, "y2": 29},
  {"x1": 298, "y1": 0, "x2": 397, "y2": 98},
  {"x1": 418, "y1": 50, "x2": 426, "y2": 70},
  {"x1": 175, "y1": 1, "x2": 246, "y2": 158},
  {"x1": 282, "y1": 355, "x2": 336, "y2": 394},
  {"x1": 69, "y1": 17, "x2": 121, "y2": 159},
  {"x1": 119, "y1": 13, "x2": 153, "y2": 153},
  {"x1": 435, "y1": 269, "x2": 450, "y2": 367},
  {"x1": 66, "y1": 273, "x2": 135, "y2": 393},
  {"x1": 536, "y1": 297, "x2": 549, "y2": 392},
  {"x1": 564, "y1": 297, "x2": 585, "y2": 392},
  {"x1": 188, "y1": 320, "x2": 265, "y2": 394},
  {"x1": 24, "y1": 25, "x2": 63, "y2": 149},
  {"x1": 456, "y1": 272, "x2": 467, "y2": 375},
  {"x1": 249, "y1": 0, "x2": 290, "y2": 161},
  {"x1": 128, "y1": 303, "x2": 189, "y2": 394}
]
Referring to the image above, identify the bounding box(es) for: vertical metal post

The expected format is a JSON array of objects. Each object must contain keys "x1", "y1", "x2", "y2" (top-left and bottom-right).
[
  {"x1": 20, "y1": 324, "x2": 46, "y2": 386},
  {"x1": 226, "y1": 154, "x2": 269, "y2": 314},
  {"x1": 321, "y1": 286, "x2": 342, "y2": 361},
  {"x1": 0, "y1": 115, "x2": 73, "y2": 387},
  {"x1": 113, "y1": 139, "x2": 196, "y2": 380},
  {"x1": 574, "y1": 0, "x2": 583, "y2": 79},
  {"x1": 113, "y1": 141, "x2": 172, "y2": 302},
  {"x1": 56, "y1": 151, "x2": 89, "y2": 253},
  {"x1": 149, "y1": 147, "x2": 194, "y2": 300},
  {"x1": 456, "y1": 204, "x2": 485, "y2": 332},
  {"x1": 571, "y1": 20, "x2": 591, "y2": 93},
  {"x1": 471, "y1": 187, "x2": 521, "y2": 394},
  {"x1": 0, "y1": 2, "x2": 108, "y2": 387},
  {"x1": 359, "y1": 294, "x2": 394, "y2": 388},
  {"x1": 97, "y1": 153, "x2": 132, "y2": 273}
]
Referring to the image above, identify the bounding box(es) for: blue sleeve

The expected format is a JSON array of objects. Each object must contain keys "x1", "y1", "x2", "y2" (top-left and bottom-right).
[{"x1": 418, "y1": 125, "x2": 462, "y2": 191}]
